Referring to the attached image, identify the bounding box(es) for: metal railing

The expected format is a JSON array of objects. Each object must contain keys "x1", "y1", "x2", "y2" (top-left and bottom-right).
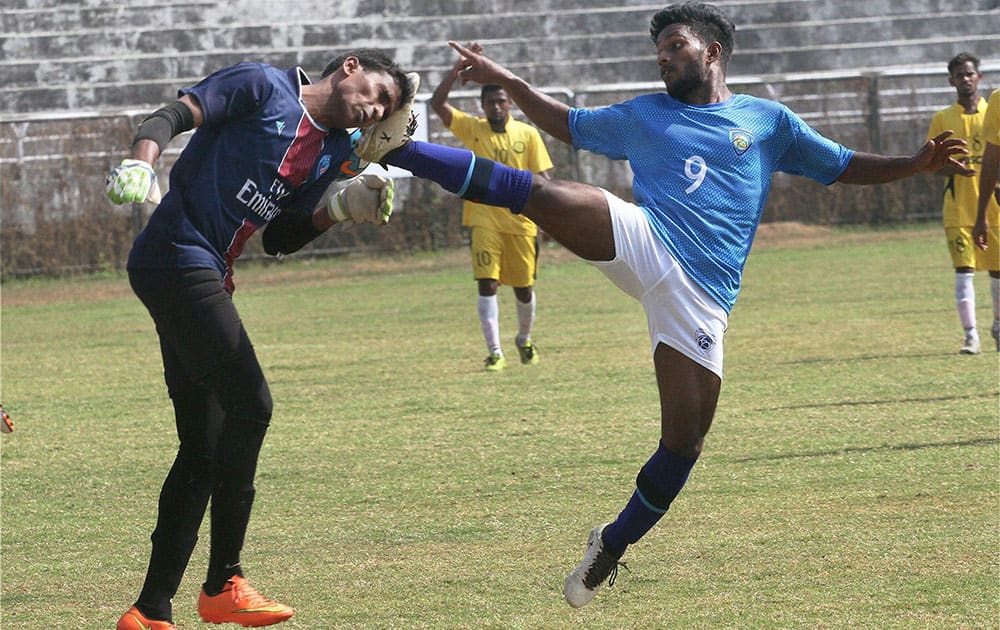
[{"x1": 2, "y1": 66, "x2": 996, "y2": 276}]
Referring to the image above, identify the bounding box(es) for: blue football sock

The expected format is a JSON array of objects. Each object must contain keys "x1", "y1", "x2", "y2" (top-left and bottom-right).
[
  {"x1": 602, "y1": 442, "x2": 698, "y2": 556},
  {"x1": 385, "y1": 141, "x2": 533, "y2": 213}
]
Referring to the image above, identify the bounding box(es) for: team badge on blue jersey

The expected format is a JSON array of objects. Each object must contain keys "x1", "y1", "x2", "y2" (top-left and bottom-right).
[
  {"x1": 317, "y1": 154, "x2": 331, "y2": 177},
  {"x1": 729, "y1": 129, "x2": 754, "y2": 156}
]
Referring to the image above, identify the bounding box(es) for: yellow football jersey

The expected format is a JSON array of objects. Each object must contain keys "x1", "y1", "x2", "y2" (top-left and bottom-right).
[
  {"x1": 927, "y1": 97, "x2": 990, "y2": 227},
  {"x1": 448, "y1": 108, "x2": 554, "y2": 236}
]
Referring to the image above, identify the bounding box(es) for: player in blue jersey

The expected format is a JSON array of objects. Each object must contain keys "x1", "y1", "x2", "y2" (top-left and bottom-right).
[
  {"x1": 353, "y1": 2, "x2": 968, "y2": 609},
  {"x1": 105, "y1": 50, "x2": 416, "y2": 630}
]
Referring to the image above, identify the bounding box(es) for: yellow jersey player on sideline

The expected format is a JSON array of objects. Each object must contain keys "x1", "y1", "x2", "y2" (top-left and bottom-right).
[
  {"x1": 927, "y1": 52, "x2": 1000, "y2": 354},
  {"x1": 973, "y1": 87, "x2": 1000, "y2": 351},
  {"x1": 431, "y1": 42, "x2": 554, "y2": 371}
]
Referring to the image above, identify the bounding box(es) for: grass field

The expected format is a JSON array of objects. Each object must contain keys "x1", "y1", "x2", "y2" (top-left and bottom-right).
[{"x1": 1, "y1": 223, "x2": 998, "y2": 629}]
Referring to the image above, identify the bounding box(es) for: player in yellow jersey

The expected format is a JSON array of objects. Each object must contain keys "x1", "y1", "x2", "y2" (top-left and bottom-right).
[
  {"x1": 973, "y1": 88, "x2": 1000, "y2": 351},
  {"x1": 431, "y1": 43, "x2": 554, "y2": 371},
  {"x1": 927, "y1": 52, "x2": 1000, "y2": 354}
]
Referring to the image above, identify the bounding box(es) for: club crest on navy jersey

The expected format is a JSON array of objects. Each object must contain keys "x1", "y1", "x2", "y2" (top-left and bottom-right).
[{"x1": 316, "y1": 154, "x2": 331, "y2": 178}]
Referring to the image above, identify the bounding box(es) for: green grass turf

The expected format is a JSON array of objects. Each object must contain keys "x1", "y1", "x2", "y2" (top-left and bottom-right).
[{"x1": 1, "y1": 223, "x2": 997, "y2": 628}]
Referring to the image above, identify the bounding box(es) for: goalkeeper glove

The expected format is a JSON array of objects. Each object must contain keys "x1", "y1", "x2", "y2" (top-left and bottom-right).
[
  {"x1": 327, "y1": 174, "x2": 395, "y2": 225},
  {"x1": 105, "y1": 159, "x2": 161, "y2": 204},
  {"x1": 355, "y1": 72, "x2": 420, "y2": 163}
]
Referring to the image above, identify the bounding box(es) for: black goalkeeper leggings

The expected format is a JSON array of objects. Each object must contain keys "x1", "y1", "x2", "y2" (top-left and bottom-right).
[{"x1": 128, "y1": 267, "x2": 273, "y2": 612}]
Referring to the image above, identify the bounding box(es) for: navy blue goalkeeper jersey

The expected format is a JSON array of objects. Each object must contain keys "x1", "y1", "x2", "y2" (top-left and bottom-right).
[
  {"x1": 127, "y1": 63, "x2": 366, "y2": 292},
  {"x1": 569, "y1": 92, "x2": 854, "y2": 313}
]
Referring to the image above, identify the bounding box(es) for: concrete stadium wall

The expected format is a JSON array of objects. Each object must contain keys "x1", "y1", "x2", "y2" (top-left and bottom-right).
[{"x1": 2, "y1": 0, "x2": 999, "y2": 275}]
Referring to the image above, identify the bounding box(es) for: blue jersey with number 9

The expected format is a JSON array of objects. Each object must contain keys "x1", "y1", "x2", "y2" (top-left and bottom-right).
[{"x1": 569, "y1": 93, "x2": 853, "y2": 312}]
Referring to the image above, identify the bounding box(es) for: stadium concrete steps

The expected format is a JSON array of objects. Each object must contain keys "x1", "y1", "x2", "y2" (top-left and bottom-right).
[
  {"x1": 2, "y1": 2, "x2": 217, "y2": 30},
  {"x1": 1, "y1": 0, "x2": 997, "y2": 114}
]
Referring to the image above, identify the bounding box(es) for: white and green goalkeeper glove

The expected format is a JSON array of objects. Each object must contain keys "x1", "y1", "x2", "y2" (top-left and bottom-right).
[
  {"x1": 327, "y1": 174, "x2": 395, "y2": 225},
  {"x1": 105, "y1": 159, "x2": 161, "y2": 204}
]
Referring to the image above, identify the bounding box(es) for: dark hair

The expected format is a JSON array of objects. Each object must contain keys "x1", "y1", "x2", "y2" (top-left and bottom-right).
[
  {"x1": 321, "y1": 49, "x2": 414, "y2": 105},
  {"x1": 650, "y1": 2, "x2": 736, "y2": 68},
  {"x1": 947, "y1": 52, "x2": 980, "y2": 76},
  {"x1": 480, "y1": 84, "x2": 505, "y2": 102}
]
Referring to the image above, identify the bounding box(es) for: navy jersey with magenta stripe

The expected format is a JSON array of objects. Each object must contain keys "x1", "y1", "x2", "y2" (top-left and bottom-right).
[
  {"x1": 127, "y1": 63, "x2": 366, "y2": 292},
  {"x1": 569, "y1": 93, "x2": 854, "y2": 312}
]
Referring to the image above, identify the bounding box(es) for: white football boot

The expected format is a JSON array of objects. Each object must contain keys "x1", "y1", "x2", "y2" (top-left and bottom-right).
[
  {"x1": 563, "y1": 523, "x2": 625, "y2": 608},
  {"x1": 960, "y1": 331, "x2": 981, "y2": 355}
]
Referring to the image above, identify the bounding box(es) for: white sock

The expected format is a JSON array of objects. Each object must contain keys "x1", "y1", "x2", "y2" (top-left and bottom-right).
[
  {"x1": 955, "y1": 272, "x2": 977, "y2": 333},
  {"x1": 515, "y1": 291, "x2": 536, "y2": 345},
  {"x1": 478, "y1": 295, "x2": 501, "y2": 355}
]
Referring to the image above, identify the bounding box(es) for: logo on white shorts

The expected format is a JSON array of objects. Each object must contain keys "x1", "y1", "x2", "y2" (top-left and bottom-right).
[{"x1": 695, "y1": 328, "x2": 716, "y2": 353}]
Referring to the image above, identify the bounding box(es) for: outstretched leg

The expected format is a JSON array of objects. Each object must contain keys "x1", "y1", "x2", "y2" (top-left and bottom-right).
[
  {"x1": 385, "y1": 141, "x2": 614, "y2": 261},
  {"x1": 520, "y1": 177, "x2": 614, "y2": 262}
]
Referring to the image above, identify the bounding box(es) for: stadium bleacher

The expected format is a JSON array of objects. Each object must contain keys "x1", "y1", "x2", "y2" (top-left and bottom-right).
[{"x1": 3, "y1": 0, "x2": 997, "y2": 113}]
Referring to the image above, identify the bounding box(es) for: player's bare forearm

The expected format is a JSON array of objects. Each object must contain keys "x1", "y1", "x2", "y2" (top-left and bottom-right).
[
  {"x1": 837, "y1": 131, "x2": 968, "y2": 185},
  {"x1": 502, "y1": 76, "x2": 572, "y2": 144},
  {"x1": 973, "y1": 142, "x2": 1000, "y2": 250},
  {"x1": 430, "y1": 68, "x2": 460, "y2": 124},
  {"x1": 130, "y1": 139, "x2": 161, "y2": 165},
  {"x1": 977, "y1": 143, "x2": 999, "y2": 214},
  {"x1": 837, "y1": 152, "x2": 924, "y2": 184}
]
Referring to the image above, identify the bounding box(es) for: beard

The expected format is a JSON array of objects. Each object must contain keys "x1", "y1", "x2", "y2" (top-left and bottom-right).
[
  {"x1": 486, "y1": 112, "x2": 508, "y2": 127},
  {"x1": 664, "y1": 62, "x2": 708, "y2": 100}
]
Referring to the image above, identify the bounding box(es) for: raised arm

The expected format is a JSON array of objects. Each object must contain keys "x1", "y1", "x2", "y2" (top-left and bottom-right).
[
  {"x1": 431, "y1": 43, "x2": 483, "y2": 128},
  {"x1": 836, "y1": 130, "x2": 968, "y2": 185},
  {"x1": 449, "y1": 41, "x2": 572, "y2": 145}
]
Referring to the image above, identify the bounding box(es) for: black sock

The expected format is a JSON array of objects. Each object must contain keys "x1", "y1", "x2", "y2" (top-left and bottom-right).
[
  {"x1": 203, "y1": 560, "x2": 243, "y2": 596},
  {"x1": 134, "y1": 600, "x2": 172, "y2": 624}
]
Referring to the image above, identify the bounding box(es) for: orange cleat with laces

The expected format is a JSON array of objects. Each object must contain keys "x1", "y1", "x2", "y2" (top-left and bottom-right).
[
  {"x1": 197, "y1": 575, "x2": 294, "y2": 627},
  {"x1": 116, "y1": 606, "x2": 176, "y2": 630}
]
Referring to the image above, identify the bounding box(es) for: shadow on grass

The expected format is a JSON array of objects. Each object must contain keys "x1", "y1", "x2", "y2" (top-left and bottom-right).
[
  {"x1": 753, "y1": 391, "x2": 999, "y2": 412},
  {"x1": 732, "y1": 436, "x2": 999, "y2": 463},
  {"x1": 775, "y1": 351, "x2": 959, "y2": 365}
]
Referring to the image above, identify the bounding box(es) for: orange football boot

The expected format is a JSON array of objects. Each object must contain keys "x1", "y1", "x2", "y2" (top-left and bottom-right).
[
  {"x1": 197, "y1": 575, "x2": 294, "y2": 627},
  {"x1": 116, "y1": 605, "x2": 176, "y2": 630},
  {"x1": 1, "y1": 404, "x2": 13, "y2": 433}
]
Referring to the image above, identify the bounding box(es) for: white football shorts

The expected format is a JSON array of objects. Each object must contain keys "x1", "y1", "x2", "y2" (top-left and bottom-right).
[{"x1": 589, "y1": 189, "x2": 728, "y2": 378}]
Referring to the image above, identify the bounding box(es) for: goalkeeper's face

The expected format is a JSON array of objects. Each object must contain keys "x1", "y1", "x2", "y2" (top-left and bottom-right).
[{"x1": 331, "y1": 67, "x2": 403, "y2": 130}]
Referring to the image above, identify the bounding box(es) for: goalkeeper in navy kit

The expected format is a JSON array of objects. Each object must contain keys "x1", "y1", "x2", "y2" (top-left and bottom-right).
[{"x1": 106, "y1": 50, "x2": 416, "y2": 630}]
